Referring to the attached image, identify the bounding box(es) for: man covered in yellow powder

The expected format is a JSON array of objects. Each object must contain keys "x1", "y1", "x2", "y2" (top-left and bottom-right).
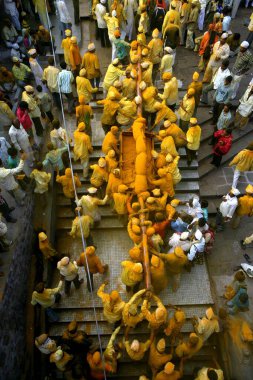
[
  {"x1": 69, "y1": 207, "x2": 93, "y2": 245},
  {"x1": 188, "y1": 71, "x2": 203, "y2": 115},
  {"x1": 105, "y1": 149, "x2": 118, "y2": 173},
  {"x1": 150, "y1": 254, "x2": 169, "y2": 294},
  {"x1": 155, "y1": 361, "x2": 183, "y2": 380},
  {"x1": 61, "y1": 29, "x2": 72, "y2": 67},
  {"x1": 178, "y1": 88, "x2": 196, "y2": 131},
  {"x1": 81, "y1": 42, "x2": 101, "y2": 89},
  {"x1": 38, "y1": 232, "x2": 60, "y2": 261},
  {"x1": 162, "y1": 1, "x2": 180, "y2": 35},
  {"x1": 124, "y1": 332, "x2": 151, "y2": 361},
  {"x1": 149, "y1": 168, "x2": 175, "y2": 199},
  {"x1": 163, "y1": 120, "x2": 186, "y2": 148},
  {"x1": 103, "y1": 58, "x2": 125, "y2": 92},
  {"x1": 77, "y1": 187, "x2": 108, "y2": 223},
  {"x1": 175, "y1": 332, "x2": 203, "y2": 359},
  {"x1": 106, "y1": 168, "x2": 122, "y2": 197},
  {"x1": 122, "y1": 69, "x2": 137, "y2": 100},
  {"x1": 148, "y1": 28, "x2": 163, "y2": 82},
  {"x1": 76, "y1": 68, "x2": 98, "y2": 103},
  {"x1": 121, "y1": 261, "x2": 143, "y2": 292},
  {"x1": 141, "y1": 292, "x2": 168, "y2": 330},
  {"x1": 122, "y1": 289, "x2": 145, "y2": 330},
  {"x1": 97, "y1": 92, "x2": 120, "y2": 134},
  {"x1": 90, "y1": 157, "x2": 108, "y2": 190},
  {"x1": 140, "y1": 81, "x2": 159, "y2": 126},
  {"x1": 149, "y1": 332, "x2": 172, "y2": 379},
  {"x1": 185, "y1": 117, "x2": 201, "y2": 166},
  {"x1": 165, "y1": 154, "x2": 181, "y2": 185},
  {"x1": 97, "y1": 281, "x2": 125, "y2": 324},
  {"x1": 73, "y1": 122, "x2": 93, "y2": 178},
  {"x1": 232, "y1": 184, "x2": 253, "y2": 229},
  {"x1": 192, "y1": 307, "x2": 220, "y2": 342},
  {"x1": 112, "y1": 184, "x2": 130, "y2": 224},
  {"x1": 164, "y1": 308, "x2": 186, "y2": 345},
  {"x1": 56, "y1": 168, "x2": 81, "y2": 212},
  {"x1": 159, "y1": 72, "x2": 178, "y2": 111},
  {"x1": 153, "y1": 102, "x2": 177, "y2": 128},
  {"x1": 69, "y1": 36, "x2": 82, "y2": 75},
  {"x1": 75, "y1": 95, "x2": 94, "y2": 137},
  {"x1": 102, "y1": 126, "x2": 119, "y2": 155},
  {"x1": 152, "y1": 246, "x2": 188, "y2": 292}
]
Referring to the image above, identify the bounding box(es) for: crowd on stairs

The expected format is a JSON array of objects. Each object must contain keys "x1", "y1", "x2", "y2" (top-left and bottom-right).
[{"x1": 1, "y1": 0, "x2": 253, "y2": 379}]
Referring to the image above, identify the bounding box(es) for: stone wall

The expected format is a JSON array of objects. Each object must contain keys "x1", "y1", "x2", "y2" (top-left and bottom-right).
[{"x1": 0, "y1": 195, "x2": 34, "y2": 380}]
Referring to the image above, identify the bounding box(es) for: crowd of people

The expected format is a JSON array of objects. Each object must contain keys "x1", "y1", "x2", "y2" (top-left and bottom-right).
[{"x1": 0, "y1": 0, "x2": 253, "y2": 379}]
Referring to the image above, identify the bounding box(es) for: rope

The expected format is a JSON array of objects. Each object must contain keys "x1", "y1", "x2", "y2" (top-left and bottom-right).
[{"x1": 44, "y1": 4, "x2": 107, "y2": 377}]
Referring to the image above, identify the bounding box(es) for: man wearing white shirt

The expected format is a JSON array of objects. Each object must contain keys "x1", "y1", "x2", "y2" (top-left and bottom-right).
[
  {"x1": 9, "y1": 118, "x2": 35, "y2": 166},
  {"x1": 95, "y1": 0, "x2": 110, "y2": 47},
  {"x1": 0, "y1": 153, "x2": 26, "y2": 205},
  {"x1": 198, "y1": 0, "x2": 207, "y2": 31},
  {"x1": 234, "y1": 83, "x2": 253, "y2": 129},
  {"x1": 58, "y1": 62, "x2": 75, "y2": 113},
  {"x1": 56, "y1": 0, "x2": 72, "y2": 37},
  {"x1": 201, "y1": 59, "x2": 231, "y2": 104},
  {"x1": 222, "y1": 8, "x2": 231, "y2": 32}
]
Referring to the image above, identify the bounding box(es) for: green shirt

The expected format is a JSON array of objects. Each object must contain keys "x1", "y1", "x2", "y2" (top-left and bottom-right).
[{"x1": 12, "y1": 63, "x2": 31, "y2": 81}]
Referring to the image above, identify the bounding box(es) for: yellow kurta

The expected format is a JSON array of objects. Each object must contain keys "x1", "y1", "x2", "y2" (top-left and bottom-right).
[
  {"x1": 122, "y1": 77, "x2": 137, "y2": 100},
  {"x1": 186, "y1": 125, "x2": 201, "y2": 151},
  {"x1": 142, "y1": 86, "x2": 158, "y2": 113},
  {"x1": 229, "y1": 150, "x2": 253, "y2": 172},
  {"x1": 82, "y1": 52, "x2": 100, "y2": 79},
  {"x1": 69, "y1": 215, "x2": 93, "y2": 238},
  {"x1": 90, "y1": 164, "x2": 108, "y2": 188},
  {"x1": 76, "y1": 76, "x2": 97, "y2": 103},
  {"x1": 236, "y1": 195, "x2": 253, "y2": 217},
  {"x1": 121, "y1": 261, "x2": 143, "y2": 286},
  {"x1": 161, "y1": 136, "x2": 178, "y2": 156},
  {"x1": 103, "y1": 64, "x2": 124, "y2": 90},
  {"x1": 69, "y1": 44, "x2": 82, "y2": 70},
  {"x1": 154, "y1": 104, "x2": 177, "y2": 125},
  {"x1": 179, "y1": 95, "x2": 195, "y2": 122},
  {"x1": 97, "y1": 284, "x2": 125, "y2": 323},
  {"x1": 30, "y1": 169, "x2": 51, "y2": 193},
  {"x1": 61, "y1": 37, "x2": 71, "y2": 66},
  {"x1": 165, "y1": 123, "x2": 186, "y2": 147},
  {"x1": 73, "y1": 130, "x2": 93, "y2": 161},
  {"x1": 56, "y1": 171, "x2": 81, "y2": 198},
  {"x1": 102, "y1": 131, "x2": 118, "y2": 154},
  {"x1": 148, "y1": 38, "x2": 163, "y2": 64},
  {"x1": 125, "y1": 340, "x2": 151, "y2": 361},
  {"x1": 113, "y1": 192, "x2": 129, "y2": 215},
  {"x1": 159, "y1": 77, "x2": 178, "y2": 106},
  {"x1": 97, "y1": 99, "x2": 120, "y2": 125}
]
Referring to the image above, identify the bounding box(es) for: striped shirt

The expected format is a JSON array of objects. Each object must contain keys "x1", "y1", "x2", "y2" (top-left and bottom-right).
[
  {"x1": 232, "y1": 50, "x2": 253, "y2": 76},
  {"x1": 58, "y1": 69, "x2": 74, "y2": 94}
]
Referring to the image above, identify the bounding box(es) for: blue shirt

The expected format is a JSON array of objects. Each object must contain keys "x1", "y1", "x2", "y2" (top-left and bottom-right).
[
  {"x1": 215, "y1": 83, "x2": 232, "y2": 104},
  {"x1": 171, "y1": 218, "x2": 188, "y2": 233},
  {"x1": 217, "y1": 110, "x2": 232, "y2": 130},
  {"x1": 58, "y1": 69, "x2": 74, "y2": 94},
  {"x1": 114, "y1": 39, "x2": 130, "y2": 60}
]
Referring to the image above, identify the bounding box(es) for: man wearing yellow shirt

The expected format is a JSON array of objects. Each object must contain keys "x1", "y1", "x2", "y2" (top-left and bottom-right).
[
  {"x1": 103, "y1": 58, "x2": 125, "y2": 92},
  {"x1": 61, "y1": 29, "x2": 72, "y2": 66},
  {"x1": 159, "y1": 72, "x2": 178, "y2": 111},
  {"x1": 178, "y1": 88, "x2": 196, "y2": 131},
  {"x1": 185, "y1": 117, "x2": 201, "y2": 166},
  {"x1": 97, "y1": 282, "x2": 125, "y2": 324},
  {"x1": 73, "y1": 122, "x2": 93, "y2": 178},
  {"x1": 81, "y1": 42, "x2": 101, "y2": 88},
  {"x1": 76, "y1": 68, "x2": 98, "y2": 103},
  {"x1": 232, "y1": 184, "x2": 253, "y2": 228},
  {"x1": 148, "y1": 28, "x2": 163, "y2": 82},
  {"x1": 229, "y1": 142, "x2": 253, "y2": 188}
]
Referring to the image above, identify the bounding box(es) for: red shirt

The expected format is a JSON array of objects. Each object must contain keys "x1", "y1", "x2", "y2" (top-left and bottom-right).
[
  {"x1": 16, "y1": 107, "x2": 32, "y2": 131},
  {"x1": 213, "y1": 130, "x2": 233, "y2": 156}
]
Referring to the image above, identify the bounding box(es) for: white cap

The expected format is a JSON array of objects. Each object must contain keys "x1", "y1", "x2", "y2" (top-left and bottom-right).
[
  {"x1": 112, "y1": 58, "x2": 119, "y2": 65},
  {"x1": 230, "y1": 188, "x2": 240, "y2": 196},
  {"x1": 139, "y1": 81, "x2": 147, "y2": 90},
  {"x1": 100, "y1": 0, "x2": 106, "y2": 3},
  {"x1": 164, "y1": 47, "x2": 173, "y2": 54},
  {"x1": 88, "y1": 187, "x2": 98, "y2": 194},
  {"x1": 141, "y1": 61, "x2": 149, "y2": 69},
  {"x1": 112, "y1": 10, "x2": 117, "y2": 17},
  {"x1": 241, "y1": 41, "x2": 249, "y2": 49},
  {"x1": 180, "y1": 232, "x2": 189, "y2": 240},
  {"x1": 221, "y1": 33, "x2": 228, "y2": 39},
  {"x1": 227, "y1": 30, "x2": 233, "y2": 35},
  {"x1": 134, "y1": 95, "x2": 142, "y2": 105}
]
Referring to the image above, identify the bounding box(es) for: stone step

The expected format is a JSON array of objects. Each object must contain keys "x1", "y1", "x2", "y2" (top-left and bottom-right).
[
  {"x1": 50, "y1": 304, "x2": 209, "y2": 323},
  {"x1": 198, "y1": 130, "x2": 252, "y2": 179},
  {"x1": 56, "y1": 204, "x2": 114, "y2": 218},
  {"x1": 80, "y1": 0, "x2": 90, "y2": 18}
]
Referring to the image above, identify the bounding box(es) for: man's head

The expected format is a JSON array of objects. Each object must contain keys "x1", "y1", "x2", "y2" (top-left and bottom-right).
[
  {"x1": 221, "y1": 59, "x2": 229, "y2": 71},
  {"x1": 24, "y1": 85, "x2": 35, "y2": 95},
  {"x1": 223, "y1": 103, "x2": 231, "y2": 113},
  {"x1": 48, "y1": 57, "x2": 54, "y2": 66},
  {"x1": 207, "y1": 369, "x2": 218, "y2": 380},
  {"x1": 36, "y1": 85, "x2": 43, "y2": 93},
  {"x1": 36, "y1": 162, "x2": 43, "y2": 171},
  {"x1": 240, "y1": 40, "x2": 249, "y2": 53},
  {"x1": 220, "y1": 33, "x2": 228, "y2": 44},
  {"x1": 35, "y1": 282, "x2": 45, "y2": 293},
  {"x1": 51, "y1": 119, "x2": 60, "y2": 130},
  {"x1": 111, "y1": 126, "x2": 119, "y2": 135},
  {"x1": 12, "y1": 118, "x2": 20, "y2": 129},
  {"x1": 239, "y1": 292, "x2": 249, "y2": 304},
  {"x1": 224, "y1": 75, "x2": 233, "y2": 86},
  {"x1": 47, "y1": 142, "x2": 55, "y2": 151},
  {"x1": 19, "y1": 101, "x2": 29, "y2": 110},
  {"x1": 4, "y1": 18, "x2": 12, "y2": 28},
  {"x1": 60, "y1": 61, "x2": 67, "y2": 70},
  {"x1": 12, "y1": 56, "x2": 20, "y2": 66},
  {"x1": 187, "y1": 88, "x2": 195, "y2": 98},
  {"x1": 8, "y1": 147, "x2": 18, "y2": 158}
]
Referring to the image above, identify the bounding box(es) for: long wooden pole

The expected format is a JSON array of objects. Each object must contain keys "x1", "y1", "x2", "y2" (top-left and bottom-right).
[{"x1": 136, "y1": 43, "x2": 152, "y2": 290}]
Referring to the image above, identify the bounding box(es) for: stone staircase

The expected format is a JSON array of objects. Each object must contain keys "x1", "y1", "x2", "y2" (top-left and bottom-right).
[{"x1": 42, "y1": 96, "x2": 223, "y2": 379}]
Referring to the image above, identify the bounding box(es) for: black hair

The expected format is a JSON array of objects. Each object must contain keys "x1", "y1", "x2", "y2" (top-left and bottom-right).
[{"x1": 60, "y1": 61, "x2": 67, "y2": 69}]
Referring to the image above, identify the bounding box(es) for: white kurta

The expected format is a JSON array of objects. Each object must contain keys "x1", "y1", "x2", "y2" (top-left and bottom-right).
[
  {"x1": 124, "y1": 0, "x2": 137, "y2": 40},
  {"x1": 219, "y1": 194, "x2": 238, "y2": 219},
  {"x1": 237, "y1": 87, "x2": 253, "y2": 117}
]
